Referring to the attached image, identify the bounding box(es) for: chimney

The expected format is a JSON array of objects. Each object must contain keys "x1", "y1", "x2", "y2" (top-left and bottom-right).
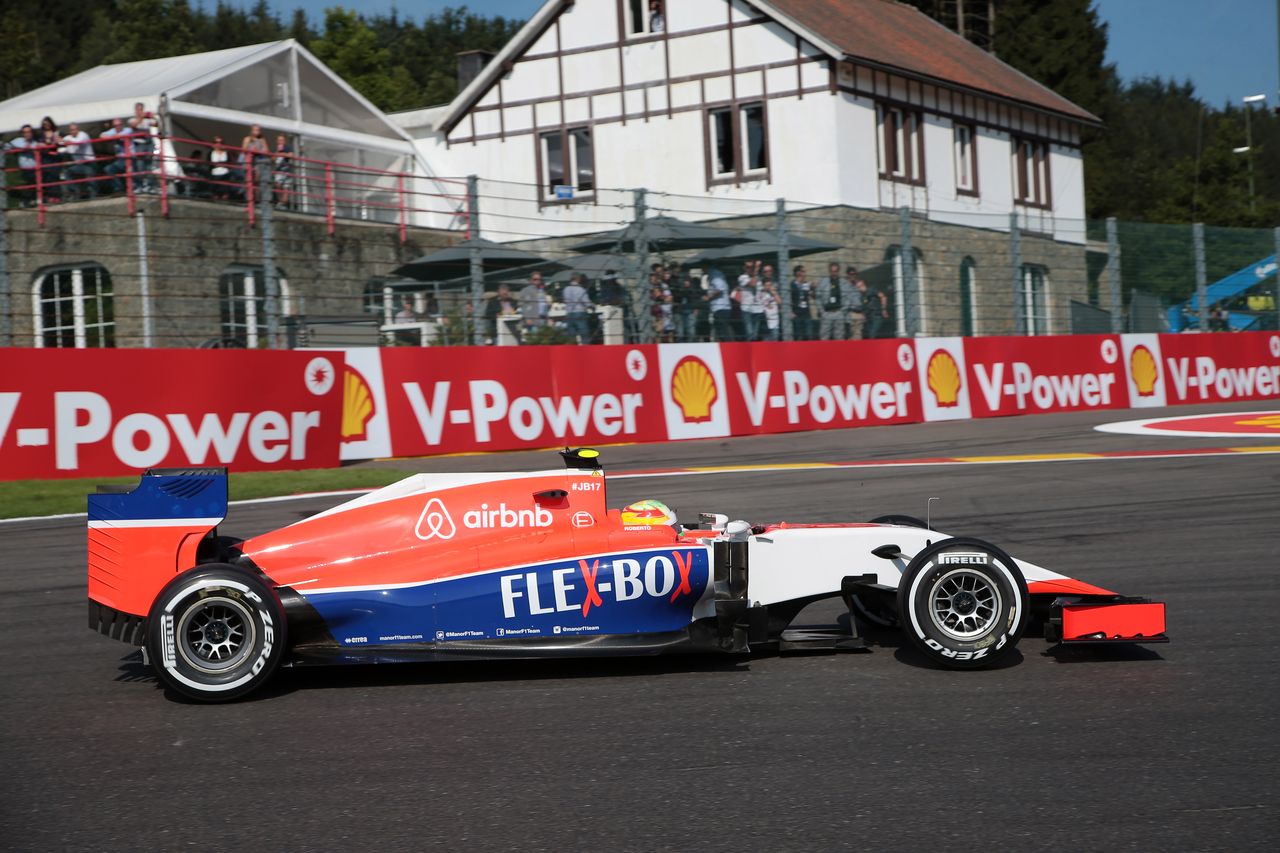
[{"x1": 457, "y1": 50, "x2": 496, "y2": 91}]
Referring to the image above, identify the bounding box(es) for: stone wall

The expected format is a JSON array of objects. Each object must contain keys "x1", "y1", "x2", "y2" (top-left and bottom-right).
[{"x1": 4, "y1": 197, "x2": 455, "y2": 347}]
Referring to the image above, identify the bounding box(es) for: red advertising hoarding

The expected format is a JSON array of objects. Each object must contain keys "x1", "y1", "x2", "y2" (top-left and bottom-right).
[
  {"x1": 1156, "y1": 332, "x2": 1280, "y2": 404},
  {"x1": 962, "y1": 334, "x2": 1130, "y2": 417},
  {"x1": 378, "y1": 344, "x2": 667, "y2": 456},
  {"x1": 0, "y1": 349, "x2": 343, "y2": 480}
]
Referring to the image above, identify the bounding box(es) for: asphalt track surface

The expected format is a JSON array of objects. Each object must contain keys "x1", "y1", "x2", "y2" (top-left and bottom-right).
[{"x1": 2, "y1": 402, "x2": 1278, "y2": 851}]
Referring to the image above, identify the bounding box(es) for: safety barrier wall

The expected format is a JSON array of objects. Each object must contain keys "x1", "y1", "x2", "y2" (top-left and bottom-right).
[{"x1": 2, "y1": 332, "x2": 1277, "y2": 480}]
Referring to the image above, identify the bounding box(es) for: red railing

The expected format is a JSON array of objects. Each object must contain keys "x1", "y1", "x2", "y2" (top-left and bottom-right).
[{"x1": 2, "y1": 132, "x2": 468, "y2": 239}]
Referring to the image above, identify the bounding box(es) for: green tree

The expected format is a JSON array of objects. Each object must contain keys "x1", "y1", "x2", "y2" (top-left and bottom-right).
[{"x1": 310, "y1": 8, "x2": 423, "y2": 112}]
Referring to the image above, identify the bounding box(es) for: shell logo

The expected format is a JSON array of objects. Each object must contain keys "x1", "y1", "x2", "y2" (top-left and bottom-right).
[
  {"x1": 1129, "y1": 345, "x2": 1159, "y2": 396},
  {"x1": 670, "y1": 356, "x2": 719, "y2": 423},
  {"x1": 341, "y1": 364, "x2": 377, "y2": 441},
  {"x1": 926, "y1": 349, "x2": 963, "y2": 407}
]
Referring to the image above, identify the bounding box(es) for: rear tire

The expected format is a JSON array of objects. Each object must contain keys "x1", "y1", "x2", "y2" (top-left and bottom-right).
[
  {"x1": 896, "y1": 538, "x2": 1027, "y2": 669},
  {"x1": 146, "y1": 565, "x2": 286, "y2": 702}
]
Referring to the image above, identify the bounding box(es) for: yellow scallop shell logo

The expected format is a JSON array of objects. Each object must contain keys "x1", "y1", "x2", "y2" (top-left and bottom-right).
[
  {"x1": 670, "y1": 356, "x2": 718, "y2": 422},
  {"x1": 927, "y1": 349, "x2": 962, "y2": 407},
  {"x1": 1130, "y1": 345, "x2": 1158, "y2": 396},
  {"x1": 341, "y1": 365, "x2": 376, "y2": 441}
]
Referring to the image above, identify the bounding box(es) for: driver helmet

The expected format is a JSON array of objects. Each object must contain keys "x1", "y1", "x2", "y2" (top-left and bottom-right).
[{"x1": 620, "y1": 499, "x2": 678, "y2": 528}]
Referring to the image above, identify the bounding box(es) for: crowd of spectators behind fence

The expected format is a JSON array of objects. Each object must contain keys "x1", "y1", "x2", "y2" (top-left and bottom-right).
[
  {"x1": 389, "y1": 259, "x2": 900, "y2": 346},
  {"x1": 2, "y1": 107, "x2": 296, "y2": 206}
]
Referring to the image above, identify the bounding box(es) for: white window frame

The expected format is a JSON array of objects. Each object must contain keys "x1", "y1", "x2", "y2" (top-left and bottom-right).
[
  {"x1": 538, "y1": 127, "x2": 595, "y2": 202},
  {"x1": 878, "y1": 104, "x2": 922, "y2": 182},
  {"x1": 625, "y1": 0, "x2": 662, "y2": 38},
  {"x1": 31, "y1": 264, "x2": 115, "y2": 348},
  {"x1": 954, "y1": 124, "x2": 976, "y2": 194},
  {"x1": 1013, "y1": 138, "x2": 1051, "y2": 207},
  {"x1": 1021, "y1": 264, "x2": 1050, "y2": 335},
  {"x1": 220, "y1": 266, "x2": 292, "y2": 347},
  {"x1": 707, "y1": 102, "x2": 768, "y2": 184},
  {"x1": 887, "y1": 246, "x2": 927, "y2": 337},
  {"x1": 960, "y1": 257, "x2": 979, "y2": 337}
]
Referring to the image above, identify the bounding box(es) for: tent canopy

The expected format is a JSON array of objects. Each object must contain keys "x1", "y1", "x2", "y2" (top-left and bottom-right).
[{"x1": 0, "y1": 40, "x2": 415, "y2": 156}]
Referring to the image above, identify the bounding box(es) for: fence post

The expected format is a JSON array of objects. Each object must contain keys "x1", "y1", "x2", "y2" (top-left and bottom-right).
[
  {"x1": 124, "y1": 143, "x2": 136, "y2": 218},
  {"x1": 1193, "y1": 222, "x2": 1208, "y2": 332},
  {"x1": 156, "y1": 136, "x2": 169, "y2": 218},
  {"x1": 0, "y1": 186, "x2": 10, "y2": 346},
  {"x1": 260, "y1": 167, "x2": 280, "y2": 348},
  {"x1": 324, "y1": 163, "x2": 335, "y2": 236},
  {"x1": 1106, "y1": 216, "x2": 1122, "y2": 333},
  {"x1": 397, "y1": 174, "x2": 407, "y2": 244},
  {"x1": 135, "y1": 210, "x2": 155, "y2": 347},
  {"x1": 1009, "y1": 212, "x2": 1023, "y2": 335},
  {"x1": 633, "y1": 188, "x2": 651, "y2": 344},
  {"x1": 468, "y1": 175, "x2": 485, "y2": 345},
  {"x1": 34, "y1": 146, "x2": 45, "y2": 227},
  {"x1": 776, "y1": 197, "x2": 792, "y2": 341},
  {"x1": 899, "y1": 206, "x2": 917, "y2": 337}
]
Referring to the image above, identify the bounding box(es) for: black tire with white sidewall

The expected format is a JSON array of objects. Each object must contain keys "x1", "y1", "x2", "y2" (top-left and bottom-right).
[
  {"x1": 896, "y1": 538, "x2": 1028, "y2": 669},
  {"x1": 146, "y1": 565, "x2": 286, "y2": 702}
]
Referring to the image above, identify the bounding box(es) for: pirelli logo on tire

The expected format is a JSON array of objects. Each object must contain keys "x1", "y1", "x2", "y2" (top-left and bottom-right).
[{"x1": 939, "y1": 552, "x2": 989, "y2": 566}]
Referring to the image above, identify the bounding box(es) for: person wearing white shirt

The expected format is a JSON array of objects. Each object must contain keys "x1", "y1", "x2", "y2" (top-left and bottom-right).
[
  {"x1": 734, "y1": 260, "x2": 766, "y2": 341},
  {"x1": 60, "y1": 123, "x2": 97, "y2": 199}
]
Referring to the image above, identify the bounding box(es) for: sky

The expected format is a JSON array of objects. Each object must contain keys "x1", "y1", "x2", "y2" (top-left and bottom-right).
[{"x1": 261, "y1": 0, "x2": 1279, "y2": 109}]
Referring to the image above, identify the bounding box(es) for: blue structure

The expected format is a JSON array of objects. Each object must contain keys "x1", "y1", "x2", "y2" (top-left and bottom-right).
[{"x1": 1168, "y1": 256, "x2": 1276, "y2": 331}]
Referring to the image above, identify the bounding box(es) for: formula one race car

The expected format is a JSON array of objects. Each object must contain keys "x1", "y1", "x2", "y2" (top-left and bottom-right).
[{"x1": 87, "y1": 450, "x2": 1167, "y2": 701}]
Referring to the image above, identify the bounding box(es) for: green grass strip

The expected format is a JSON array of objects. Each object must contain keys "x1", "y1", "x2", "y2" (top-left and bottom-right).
[{"x1": 0, "y1": 467, "x2": 412, "y2": 520}]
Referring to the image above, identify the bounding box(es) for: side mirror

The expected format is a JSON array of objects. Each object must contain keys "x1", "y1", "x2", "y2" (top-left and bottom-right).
[{"x1": 872, "y1": 544, "x2": 902, "y2": 560}]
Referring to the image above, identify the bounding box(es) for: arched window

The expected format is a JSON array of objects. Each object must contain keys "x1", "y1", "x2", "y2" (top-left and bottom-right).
[
  {"x1": 219, "y1": 265, "x2": 291, "y2": 347},
  {"x1": 1020, "y1": 264, "x2": 1049, "y2": 335},
  {"x1": 959, "y1": 257, "x2": 977, "y2": 337},
  {"x1": 32, "y1": 264, "x2": 115, "y2": 348},
  {"x1": 884, "y1": 246, "x2": 926, "y2": 337}
]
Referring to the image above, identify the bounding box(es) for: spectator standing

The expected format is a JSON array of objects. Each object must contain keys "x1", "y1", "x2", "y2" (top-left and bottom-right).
[
  {"x1": 760, "y1": 278, "x2": 781, "y2": 341},
  {"x1": 846, "y1": 266, "x2": 867, "y2": 340},
  {"x1": 484, "y1": 283, "x2": 518, "y2": 344},
  {"x1": 817, "y1": 262, "x2": 850, "y2": 340},
  {"x1": 735, "y1": 260, "x2": 765, "y2": 341},
  {"x1": 1208, "y1": 303, "x2": 1229, "y2": 332},
  {"x1": 100, "y1": 118, "x2": 130, "y2": 194},
  {"x1": 864, "y1": 286, "x2": 890, "y2": 339},
  {"x1": 129, "y1": 103, "x2": 159, "y2": 193},
  {"x1": 272, "y1": 133, "x2": 295, "y2": 207},
  {"x1": 708, "y1": 267, "x2": 734, "y2": 341},
  {"x1": 2, "y1": 125, "x2": 39, "y2": 206},
  {"x1": 37, "y1": 120, "x2": 64, "y2": 201},
  {"x1": 208, "y1": 136, "x2": 233, "y2": 198},
  {"x1": 562, "y1": 273, "x2": 593, "y2": 344},
  {"x1": 60, "y1": 122, "x2": 97, "y2": 200},
  {"x1": 670, "y1": 268, "x2": 699, "y2": 342},
  {"x1": 649, "y1": 0, "x2": 665, "y2": 33},
  {"x1": 519, "y1": 272, "x2": 550, "y2": 333},
  {"x1": 241, "y1": 124, "x2": 270, "y2": 191},
  {"x1": 789, "y1": 264, "x2": 815, "y2": 340}
]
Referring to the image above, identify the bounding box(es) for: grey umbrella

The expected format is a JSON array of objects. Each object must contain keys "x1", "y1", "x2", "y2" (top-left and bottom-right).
[
  {"x1": 392, "y1": 238, "x2": 559, "y2": 282},
  {"x1": 542, "y1": 253, "x2": 633, "y2": 283},
  {"x1": 567, "y1": 216, "x2": 754, "y2": 254},
  {"x1": 682, "y1": 229, "x2": 842, "y2": 267}
]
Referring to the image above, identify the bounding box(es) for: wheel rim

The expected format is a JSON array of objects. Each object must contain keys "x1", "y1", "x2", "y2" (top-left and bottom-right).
[
  {"x1": 176, "y1": 595, "x2": 256, "y2": 674},
  {"x1": 928, "y1": 568, "x2": 1001, "y2": 641}
]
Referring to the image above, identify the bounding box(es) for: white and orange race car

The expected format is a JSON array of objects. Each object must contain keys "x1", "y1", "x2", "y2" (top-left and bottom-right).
[{"x1": 87, "y1": 450, "x2": 1167, "y2": 702}]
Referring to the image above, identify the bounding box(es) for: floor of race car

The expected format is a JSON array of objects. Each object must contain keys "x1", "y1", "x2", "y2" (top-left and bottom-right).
[{"x1": 2, "y1": 400, "x2": 1276, "y2": 850}]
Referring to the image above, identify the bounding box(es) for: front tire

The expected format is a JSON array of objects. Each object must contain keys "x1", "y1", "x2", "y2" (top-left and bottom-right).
[
  {"x1": 896, "y1": 538, "x2": 1027, "y2": 669},
  {"x1": 146, "y1": 565, "x2": 286, "y2": 702}
]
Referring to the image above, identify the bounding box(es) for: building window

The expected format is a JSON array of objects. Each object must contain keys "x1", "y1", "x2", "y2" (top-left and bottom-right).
[
  {"x1": 954, "y1": 124, "x2": 978, "y2": 195},
  {"x1": 32, "y1": 264, "x2": 115, "y2": 348},
  {"x1": 1013, "y1": 137, "x2": 1051, "y2": 208},
  {"x1": 539, "y1": 127, "x2": 595, "y2": 201},
  {"x1": 219, "y1": 265, "x2": 291, "y2": 348},
  {"x1": 707, "y1": 102, "x2": 769, "y2": 184},
  {"x1": 625, "y1": 0, "x2": 664, "y2": 37},
  {"x1": 959, "y1": 257, "x2": 976, "y2": 336},
  {"x1": 1021, "y1": 264, "x2": 1049, "y2": 335},
  {"x1": 877, "y1": 104, "x2": 923, "y2": 183},
  {"x1": 885, "y1": 246, "x2": 926, "y2": 337}
]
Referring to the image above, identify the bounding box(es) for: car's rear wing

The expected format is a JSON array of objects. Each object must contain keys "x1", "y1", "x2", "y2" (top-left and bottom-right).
[{"x1": 88, "y1": 468, "x2": 228, "y2": 643}]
